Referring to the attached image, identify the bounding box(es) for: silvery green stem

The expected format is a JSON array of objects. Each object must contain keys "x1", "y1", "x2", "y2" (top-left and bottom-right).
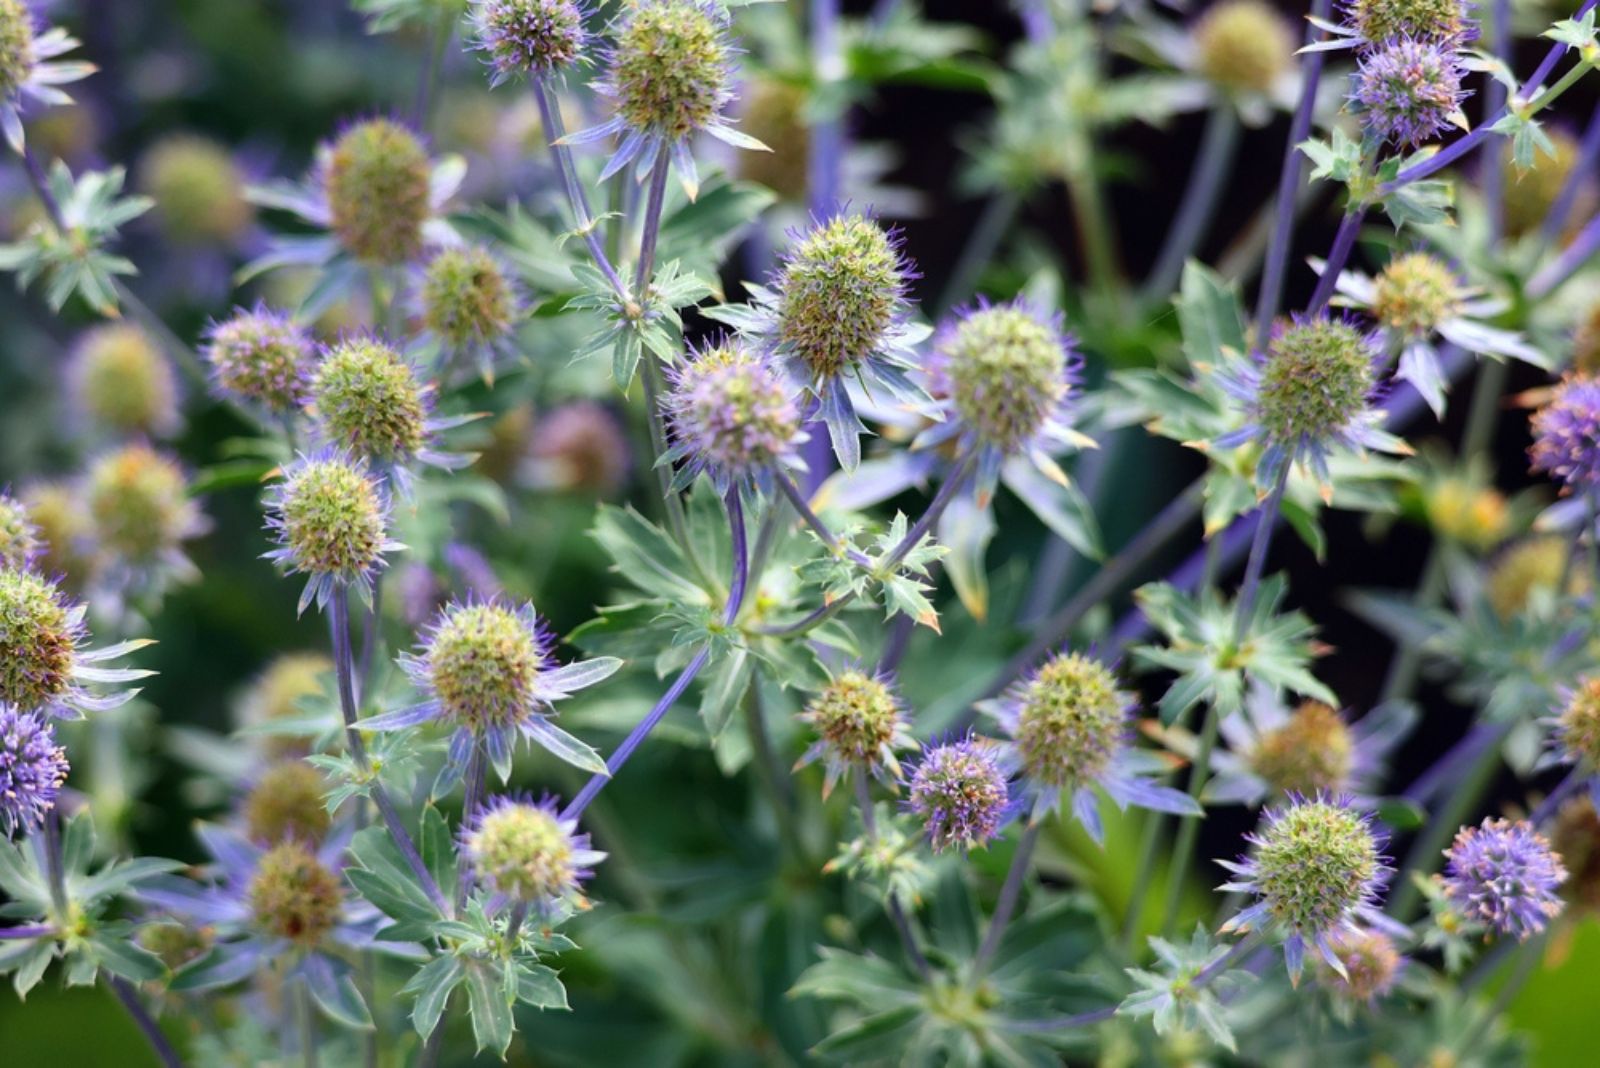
[
  {"x1": 42, "y1": 807, "x2": 67, "y2": 919},
  {"x1": 454, "y1": 736, "x2": 487, "y2": 912},
  {"x1": 633, "y1": 151, "x2": 671, "y2": 294},
  {"x1": 970, "y1": 821, "x2": 1041, "y2": 981},
  {"x1": 1142, "y1": 104, "x2": 1240, "y2": 304},
  {"x1": 1159, "y1": 703, "x2": 1220, "y2": 935},
  {"x1": 777, "y1": 472, "x2": 871, "y2": 565},
  {"x1": 883, "y1": 450, "x2": 978, "y2": 571},
  {"x1": 532, "y1": 77, "x2": 627, "y2": 297},
  {"x1": 108, "y1": 976, "x2": 183, "y2": 1068},
  {"x1": 412, "y1": 16, "x2": 452, "y2": 132},
  {"x1": 852, "y1": 774, "x2": 933, "y2": 982},
  {"x1": 1232, "y1": 464, "x2": 1291, "y2": 644}
]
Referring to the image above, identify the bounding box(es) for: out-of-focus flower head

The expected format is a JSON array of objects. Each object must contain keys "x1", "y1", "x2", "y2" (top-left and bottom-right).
[
  {"x1": 1193, "y1": 0, "x2": 1296, "y2": 96},
  {"x1": 84, "y1": 443, "x2": 208, "y2": 595},
  {"x1": 1314, "y1": 927, "x2": 1405, "y2": 1005},
  {"x1": 19, "y1": 482, "x2": 91, "y2": 591},
  {"x1": 461, "y1": 793, "x2": 603, "y2": 915},
  {"x1": 469, "y1": 0, "x2": 589, "y2": 85},
  {"x1": 242, "y1": 761, "x2": 331, "y2": 846},
  {"x1": 262, "y1": 448, "x2": 403, "y2": 614},
  {"x1": 517, "y1": 400, "x2": 633, "y2": 496},
  {"x1": 236, "y1": 652, "x2": 333, "y2": 759},
  {"x1": 1442, "y1": 817, "x2": 1567, "y2": 940},
  {"x1": 67, "y1": 323, "x2": 180, "y2": 439},
  {"x1": 661, "y1": 336, "x2": 804, "y2": 494},
  {"x1": 414, "y1": 244, "x2": 522, "y2": 384},
  {"x1": 139, "y1": 134, "x2": 256, "y2": 247},
  {"x1": 0, "y1": 489, "x2": 41, "y2": 570},
  {"x1": 1530, "y1": 374, "x2": 1600, "y2": 494}
]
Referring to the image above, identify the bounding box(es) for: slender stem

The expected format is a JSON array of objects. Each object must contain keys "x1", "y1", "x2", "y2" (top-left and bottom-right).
[
  {"x1": 883, "y1": 451, "x2": 978, "y2": 571},
  {"x1": 0, "y1": 923, "x2": 53, "y2": 939},
  {"x1": 533, "y1": 77, "x2": 626, "y2": 297},
  {"x1": 937, "y1": 191, "x2": 1021, "y2": 314},
  {"x1": 330, "y1": 588, "x2": 450, "y2": 915},
  {"x1": 107, "y1": 976, "x2": 183, "y2": 1068},
  {"x1": 1255, "y1": 0, "x2": 1334, "y2": 328},
  {"x1": 852, "y1": 775, "x2": 932, "y2": 981},
  {"x1": 1527, "y1": 210, "x2": 1600, "y2": 299},
  {"x1": 454, "y1": 737, "x2": 487, "y2": 911},
  {"x1": 1458, "y1": 932, "x2": 1548, "y2": 1053},
  {"x1": 1389, "y1": 737, "x2": 1504, "y2": 919},
  {"x1": 1159, "y1": 703, "x2": 1221, "y2": 935},
  {"x1": 1307, "y1": 211, "x2": 1363, "y2": 314},
  {"x1": 970, "y1": 822, "x2": 1042, "y2": 981},
  {"x1": 1142, "y1": 104, "x2": 1241, "y2": 303},
  {"x1": 877, "y1": 616, "x2": 915, "y2": 675},
  {"x1": 300, "y1": 980, "x2": 319, "y2": 1068},
  {"x1": 808, "y1": 0, "x2": 844, "y2": 217},
  {"x1": 633, "y1": 151, "x2": 671, "y2": 294},
  {"x1": 505, "y1": 901, "x2": 529, "y2": 948},
  {"x1": 357, "y1": 578, "x2": 383, "y2": 703},
  {"x1": 1232, "y1": 465, "x2": 1291, "y2": 643},
  {"x1": 743, "y1": 685, "x2": 801, "y2": 850},
  {"x1": 1541, "y1": 102, "x2": 1600, "y2": 247},
  {"x1": 413, "y1": 17, "x2": 452, "y2": 132},
  {"x1": 1121, "y1": 808, "x2": 1166, "y2": 949},
  {"x1": 1531, "y1": 769, "x2": 1584, "y2": 827},
  {"x1": 777, "y1": 472, "x2": 871, "y2": 565},
  {"x1": 755, "y1": 597, "x2": 849, "y2": 638}
]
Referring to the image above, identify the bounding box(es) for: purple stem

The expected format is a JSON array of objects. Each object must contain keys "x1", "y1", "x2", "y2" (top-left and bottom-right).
[
  {"x1": 1019, "y1": 0, "x2": 1053, "y2": 44},
  {"x1": 1307, "y1": 211, "x2": 1363, "y2": 313},
  {"x1": 1541, "y1": 102, "x2": 1600, "y2": 247},
  {"x1": 1255, "y1": 0, "x2": 1335, "y2": 328},
  {"x1": 0, "y1": 923, "x2": 53, "y2": 940},
  {"x1": 1231, "y1": 465, "x2": 1291, "y2": 642},
  {"x1": 533, "y1": 76, "x2": 627, "y2": 298},
  {"x1": 970, "y1": 821, "x2": 1042, "y2": 979},
  {"x1": 1527, "y1": 210, "x2": 1600, "y2": 298},
  {"x1": 453, "y1": 737, "x2": 487, "y2": 912},
  {"x1": 1530, "y1": 769, "x2": 1586, "y2": 827},
  {"x1": 633, "y1": 151, "x2": 671, "y2": 294},
  {"x1": 1403, "y1": 723, "x2": 1510, "y2": 805},
  {"x1": 108, "y1": 977, "x2": 184, "y2": 1068},
  {"x1": 883, "y1": 450, "x2": 978, "y2": 571},
  {"x1": 1484, "y1": 0, "x2": 1511, "y2": 241},
  {"x1": 808, "y1": 0, "x2": 844, "y2": 217}
]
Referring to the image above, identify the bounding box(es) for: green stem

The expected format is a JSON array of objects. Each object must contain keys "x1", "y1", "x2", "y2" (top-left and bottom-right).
[
  {"x1": 852, "y1": 775, "x2": 933, "y2": 981},
  {"x1": 1159, "y1": 703, "x2": 1221, "y2": 935},
  {"x1": 970, "y1": 822, "x2": 1042, "y2": 981}
]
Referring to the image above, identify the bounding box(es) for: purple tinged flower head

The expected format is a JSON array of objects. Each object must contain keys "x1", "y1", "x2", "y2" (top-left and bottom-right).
[
  {"x1": 322, "y1": 118, "x2": 433, "y2": 265},
  {"x1": 0, "y1": 490, "x2": 41, "y2": 570},
  {"x1": 1352, "y1": 38, "x2": 1469, "y2": 150},
  {"x1": 907, "y1": 734, "x2": 1012, "y2": 853},
  {"x1": 248, "y1": 838, "x2": 345, "y2": 947},
  {"x1": 242, "y1": 761, "x2": 331, "y2": 845},
  {"x1": 418, "y1": 244, "x2": 519, "y2": 374},
  {"x1": 521, "y1": 401, "x2": 633, "y2": 496},
  {"x1": 1529, "y1": 374, "x2": 1600, "y2": 492},
  {"x1": 85, "y1": 443, "x2": 207, "y2": 571},
  {"x1": 1443, "y1": 817, "x2": 1568, "y2": 939},
  {"x1": 203, "y1": 305, "x2": 316, "y2": 415},
  {"x1": 1346, "y1": 0, "x2": 1472, "y2": 49},
  {"x1": 1315, "y1": 927, "x2": 1405, "y2": 1003},
  {"x1": 408, "y1": 600, "x2": 551, "y2": 736},
  {"x1": 1193, "y1": 0, "x2": 1295, "y2": 95},
  {"x1": 0, "y1": 567, "x2": 82, "y2": 713},
  {"x1": 262, "y1": 449, "x2": 400, "y2": 613},
  {"x1": 603, "y1": 0, "x2": 731, "y2": 145},
  {"x1": 461, "y1": 793, "x2": 603, "y2": 914},
  {"x1": 0, "y1": 702, "x2": 69, "y2": 837},
  {"x1": 68, "y1": 323, "x2": 180, "y2": 439},
  {"x1": 796, "y1": 669, "x2": 915, "y2": 796},
  {"x1": 20, "y1": 483, "x2": 91, "y2": 591},
  {"x1": 470, "y1": 0, "x2": 588, "y2": 84},
  {"x1": 1220, "y1": 792, "x2": 1397, "y2": 984},
  {"x1": 139, "y1": 134, "x2": 255, "y2": 246},
  {"x1": 661, "y1": 337, "x2": 802, "y2": 493},
  {"x1": 776, "y1": 213, "x2": 913, "y2": 384}
]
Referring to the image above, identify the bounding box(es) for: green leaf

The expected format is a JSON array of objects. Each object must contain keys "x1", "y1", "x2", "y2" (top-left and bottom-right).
[
  {"x1": 592, "y1": 506, "x2": 707, "y2": 604},
  {"x1": 418, "y1": 805, "x2": 457, "y2": 890},
  {"x1": 1176, "y1": 263, "x2": 1248, "y2": 369},
  {"x1": 404, "y1": 954, "x2": 463, "y2": 1038},
  {"x1": 697, "y1": 648, "x2": 752, "y2": 740},
  {"x1": 514, "y1": 963, "x2": 569, "y2": 1010},
  {"x1": 465, "y1": 961, "x2": 515, "y2": 1058},
  {"x1": 89, "y1": 936, "x2": 166, "y2": 983}
]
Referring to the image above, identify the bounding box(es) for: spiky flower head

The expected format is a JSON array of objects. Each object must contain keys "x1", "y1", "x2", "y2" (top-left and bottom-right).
[
  {"x1": 1258, "y1": 318, "x2": 1375, "y2": 447},
  {"x1": 1194, "y1": 0, "x2": 1295, "y2": 95},
  {"x1": 248, "y1": 839, "x2": 344, "y2": 947},
  {"x1": 419, "y1": 245, "x2": 517, "y2": 357},
  {"x1": 929, "y1": 299, "x2": 1078, "y2": 455},
  {"x1": 1557, "y1": 677, "x2": 1600, "y2": 770},
  {"x1": 662, "y1": 338, "x2": 802, "y2": 491},
  {"x1": 470, "y1": 0, "x2": 587, "y2": 83},
  {"x1": 416, "y1": 601, "x2": 548, "y2": 734},
  {"x1": 1529, "y1": 375, "x2": 1600, "y2": 492},
  {"x1": 462, "y1": 794, "x2": 601, "y2": 912},
  {"x1": 243, "y1": 761, "x2": 331, "y2": 845},
  {"x1": 0, "y1": 567, "x2": 81, "y2": 713},
  {"x1": 140, "y1": 135, "x2": 253, "y2": 245},
  {"x1": 263, "y1": 450, "x2": 398, "y2": 613},
  {"x1": 1220, "y1": 793, "x2": 1395, "y2": 983},
  {"x1": 797, "y1": 670, "x2": 914, "y2": 794},
  {"x1": 323, "y1": 118, "x2": 433, "y2": 264},
  {"x1": 310, "y1": 337, "x2": 428, "y2": 464},
  {"x1": 1550, "y1": 796, "x2": 1600, "y2": 914},
  {"x1": 239, "y1": 652, "x2": 332, "y2": 758},
  {"x1": 137, "y1": 920, "x2": 213, "y2": 972},
  {"x1": 0, "y1": 703, "x2": 68, "y2": 836},
  {"x1": 1316, "y1": 927, "x2": 1403, "y2": 1003},
  {"x1": 1442, "y1": 817, "x2": 1567, "y2": 939},
  {"x1": 85, "y1": 444, "x2": 204, "y2": 568},
  {"x1": 607, "y1": 0, "x2": 730, "y2": 143},
  {"x1": 1371, "y1": 252, "x2": 1462, "y2": 337},
  {"x1": 20, "y1": 483, "x2": 90, "y2": 589},
  {"x1": 1348, "y1": 0, "x2": 1471, "y2": 48},
  {"x1": 0, "y1": 491, "x2": 40, "y2": 570},
  {"x1": 907, "y1": 734, "x2": 1011, "y2": 853},
  {"x1": 0, "y1": 0, "x2": 33, "y2": 101},
  {"x1": 1352, "y1": 39, "x2": 1468, "y2": 150},
  {"x1": 1008, "y1": 651, "x2": 1127, "y2": 792},
  {"x1": 1248, "y1": 701, "x2": 1356, "y2": 797},
  {"x1": 203, "y1": 306, "x2": 316, "y2": 414},
  {"x1": 69, "y1": 324, "x2": 179, "y2": 438},
  {"x1": 776, "y1": 214, "x2": 912, "y2": 381}
]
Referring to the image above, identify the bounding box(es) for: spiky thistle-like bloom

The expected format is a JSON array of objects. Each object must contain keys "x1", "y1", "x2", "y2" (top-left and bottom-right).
[
  {"x1": 660, "y1": 337, "x2": 803, "y2": 494},
  {"x1": 0, "y1": 490, "x2": 41, "y2": 570},
  {"x1": 414, "y1": 244, "x2": 522, "y2": 383},
  {"x1": 1442, "y1": 817, "x2": 1567, "y2": 940},
  {"x1": 1220, "y1": 793, "x2": 1404, "y2": 984},
  {"x1": 1315, "y1": 927, "x2": 1405, "y2": 1004},
  {"x1": 796, "y1": 669, "x2": 916, "y2": 796},
  {"x1": 461, "y1": 793, "x2": 603, "y2": 915},
  {"x1": 139, "y1": 134, "x2": 255, "y2": 246},
  {"x1": 570, "y1": 0, "x2": 763, "y2": 198},
  {"x1": 242, "y1": 761, "x2": 331, "y2": 845},
  {"x1": 983, "y1": 650, "x2": 1201, "y2": 837},
  {"x1": 85, "y1": 444, "x2": 208, "y2": 590},
  {"x1": 1352, "y1": 38, "x2": 1469, "y2": 150},
  {"x1": 0, "y1": 703, "x2": 68, "y2": 836},
  {"x1": 1529, "y1": 374, "x2": 1600, "y2": 493},
  {"x1": 918, "y1": 298, "x2": 1086, "y2": 506},
  {"x1": 906, "y1": 734, "x2": 1013, "y2": 853},
  {"x1": 202, "y1": 305, "x2": 316, "y2": 415},
  {"x1": 1305, "y1": 0, "x2": 1474, "y2": 56},
  {"x1": 0, "y1": 565, "x2": 152, "y2": 719},
  {"x1": 262, "y1": 450, "x2": 403, "y2": 614},
  {"x1": 67, "y1": 323, "x2": 180, "y2": 439},
  {"x1": 1215, "y1": 314, "x2": 1390, "y2": 492},
  {"x1": 752, "y1": 211, "x2": 926, "y2": 469},
  {"x1": 1193, "y1": 0, "x2": 1296, "y2": 96},
  {"x1": 469, "y1": 0, "x2": 588, "y2": 85},
  {"x1": 364, "y1": 599, "x2": 620, "y2": 783},
  {"x1": 0, "y1": 0, "x2": 93, "y2": 154}
]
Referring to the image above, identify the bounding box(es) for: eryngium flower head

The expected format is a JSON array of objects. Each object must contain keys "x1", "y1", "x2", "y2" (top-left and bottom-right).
[
  {"x1": 1529, "y1": 374, "x2": 1600, "y2": 492},
  {"x1": 1504, "y1": 129, "x2": 1596, "y2": 240},
  {"x1": 20, "y1": 483, "x2": 91, "y2": 590},
  {"x1": 519, "y1": 401, "x2": 633, "y2": 496},
  {"x1": 927, "y1": 299, "x2": 1079, "y2": 456},
  {"x1": 323, "y1": 118, "x2": 433, "y2": 264},
  {"x1": 661, "y1": 338, "x2": 802, "y2": 492},
  {"x1": 0, "y1": 0, "x2": 33, "y2": 102},
  {"x1": 1352, "y1": 38, "x2": 1468, "y2": 150},
  {"x1": 243, "y1": 761, "x2": 331, "y2": 845},
  {"x1": 1348, "y1": 0, "x2": 1471, "y2": 48},
  {"x1": 263, "y1": 451, "x2": 399, "y2": 613},
  {"x1": 248, "y1": 839, "x2": 344, "y2": 947},
  {"x1": 1424, "y1": 475, "x2": 1508, "y2": 551},
  {"x1": 1194, "y1": 0, "x2": 1295, "y2": 95},
  {"x1": 1315, "y1": 927, "x2": 1404, "y2": 1003},
  {"x1": 85, "y1": 444, "x2": 205, "y2": 569},
  {"x1": 1009, "y1": 652, "x2": 1125, "y2": 791},
  {"x1": 414, "y1": 602, "x2": 549, "y2": 734},
  {"x1": 777, "y1": 214, "x2": 911, "y2": 382},
  {"x1": 606, "y1": 0, "x2": 730, "y2": 144},
  {"x1": 462, "y1": 794, "x2": 602, "y2": 913},
  {"x1": 0, "y1": 491, "x2": 41, "y2": 570},
  {"x1": 0, "y1": 703, "x2": 68, "y2": 836},
  {"x1": 1220, "y1": 793, "x2": 1397, "y2": 983},
  {"x1": 1248, "y1": 700, "x2": 1355, "y2": 797},
  {"x1": 907, "y1": 734, "x2": 1011, "y2": 853},
  {"x1": 418, "y1": 244, "x2": 519, "y2": 380},
  {"x1": 0, "y1": 0, "x2": 88, "y2": 155},
  {"x1": 470, "y1": 0, "x2": 587, "y2": 83},
  {"x1": 1371, "y1": 252, "x2": 1462, "y2": 336},
  {"x1": 1556, "y1": 677, "x2": 1600, "y2": 771},
  {"x1": 140, "y1": 135, "x2": 254, "y2": 245},
  {"x1": 1442, "y1": 817, "x2": 1567, "y2": 939},
  {"x1": 1485, "y1": 535, "x2": 1582, "y2": 618},
  {"x1": 203, "y1": 305, "x2": 315, "y2": 414},
  {"x1": 797, "y1": 670, "x2": 915, "y2": 795},
  {"x1": 310, "y1": 337, "x2": 428, "y2": 463},
  {"x1": 69, "y1": 323, "x2": 180, "y2": 438}
]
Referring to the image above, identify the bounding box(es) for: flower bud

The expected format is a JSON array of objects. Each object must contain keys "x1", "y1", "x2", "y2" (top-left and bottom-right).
[
  {"x1": 471, "y1": 0, "x2": 586, "y2": 82},
  {"x1": 203, "y1": 306, "x2": 315, "y2": 414},
  {"x1": 1256, "y1": 318, "x2": 1376, "y2": 449},
  {"x1": 778, "y1": 215, "x2": 910, "y2": 379},
  {"x1": 0, "y1": 491, "x2": 40, "y2": 571},
  {"x1": 1249, "y1": 796, "x2": 1383, "y2": 937},
  {"x1": 520, "y1": 401, "x2": 632, "y2": 496},
  {"x1": 908, "y1": 735, "x2": 1009, "y2": 853},
  {"x1": 1353, "y1": 39, "x2": 1466, "y2": 149},
  {"x1": 140, "y1": 135, "x2": 253, "y2": 245},
  {"x1": 137, "y1": 920, "x2": 213, "y2": 972},
  {"x1": 933, "y1": 301, "x2": 1073, "y2": 453},
  {"x1": 663, "y1": 340, "x2": 800, "y2": 486},
  {"x1": 1504, "y1": 129, "x2": 1597, "y2": 240},
  {"x1": 464, "y1": 795, "x2": 597, "y2": 908},
  {"x1": 240, "y1": 652, "x2": 332, "y2": 758},
  {"x1": 419, "y1": 245, "x2": 516, "y2": 352},
  {"x1": 0, "y1": 567, "x2": 80, "y2": 712},
  {"x1": 0, "y1": 703, "x2": 68, "y2": 837},
  {"x1": 609, "y1": 0, "x2": 730, "y2": 141},
  {"x1": 1371, "y1": 252, "x2": 1460, "y2": 337},
  {"x1": 800, "y1": 671, "x2": 910, "y2": 783},
  {"x1": 1248, "y1": 701, "x2": 1355, "y2": 797},
  {"x1": 1550, "y1": 796, "x2": 1600, "y2": 914},
  {"x1": 20, "y1": 483, "x2": 91, "y2": 590},
  {"x1": 243, "y1": 762, "x2": 331, "y2": 845},
  {"x1": 1530, "y1": 375, "x2": 1600, "y2": 492},
  {"x1": 1424, "y1": 477, "x2": 1508, "y2": 551},
  {"x1": 1194, "y1": 0, "x2": 1294, "y2": 95},
  {"x1": 1443, "y1": 817, "x2": 1567, "y2": 939},
  {"x1": 249, "y1": 840, "x2": 343, "y2": 947},
  {"x1": 86, "y1": 444, "x2": 202, "y2": 567},
  {"x1": 310, "y1": 338, "x2": 427, "y2": 463},
  {"x1": 424, "y1": 602, "x2": 547, "y2": 732},
  {"x1": 69, "y1": 324, "x2": 179, "y2": 438},
  {"x1": 324, "y1": 119, "x2": 432, "y2": 265},
  {"x1": 0, "y1": 0, "x2": 34, "y2": 101},
  {"x1": 1485, "y1": 536, "x2": 1584, "y2": 618},
  {"x1": 1010, "y1": 652, "x2": 1125, "y2": 790}
]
